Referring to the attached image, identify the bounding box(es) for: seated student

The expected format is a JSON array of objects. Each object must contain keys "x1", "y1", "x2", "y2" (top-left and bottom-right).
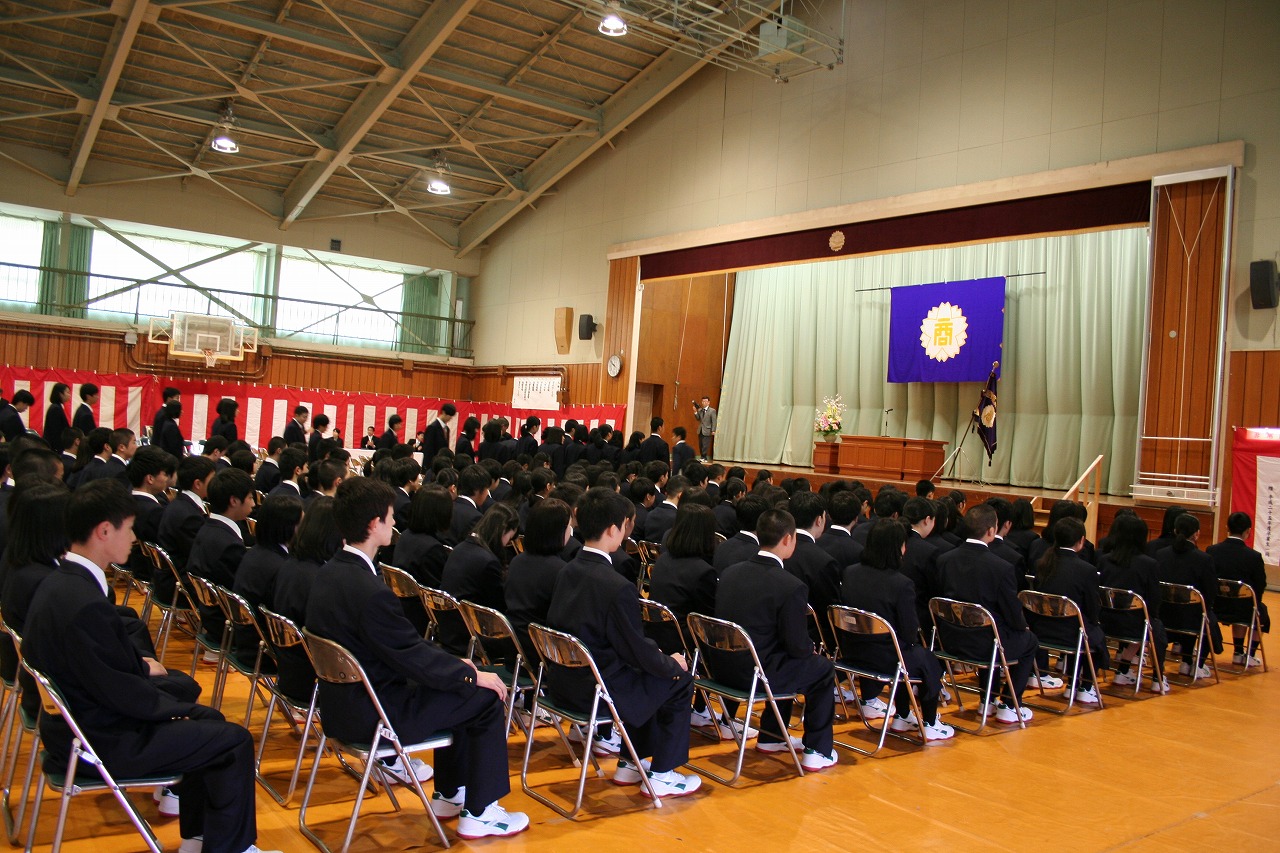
[
  {"x1": 1029, "y1": 500, "x2": 1097, "y2": 567},
  {"x1": 22, "y1": 480, "x2": 274, "y2": 853},
  {"x1": 713, "y1": 477, "x2": 746, "y2": 538},
  {"x1": 1145, "y1": 504, "x2": 1186, "y2": 558},
  {"x1": 186, "y1": 469, "x2": 256, "y2": 643},
  {"x1": 126, "y1": 446, "x2": 177, "y2": 582},
  {"x1": 306, "y1": 458, "x2": 347, "y2": 504},
  {"x1": 1206, "y1": 512, "x2": 1270, "y2": 667},
  {"x1": 936, "y1": 504, "x2": 1039, "y2": 724},
  {"x1": 504, "y1": 498, "x2": 571, "y2": 662},
  {"x1": 59, "y1": 427, "x2": 82, "y2": 481},
  {"x1": 649, "y1": 503, "x2": 719, "y2": 644},
  {"x1": 394, "y1": 484, "x2": 453, "y2": 589},
  {"x1": 784, "y1": 492, "x2": 841, "y2": 650},
  {"x1": 816, "y1": 490, "x2": 865, "y2": 570},
  {"x1": 985, "y1": 496, "x2": 1030, "y2": 589},
  {"x1": 156, "y1": 455, "x2": 217, "y2": 606},
  {"x1": 840, "y1": 519, "x2": 954, "y2": 741},
  {"x1": 626, "y1": 476, "x2": 656, "y2": 541},
  {"x1": 268, "y1": 448, "x2": 307, "y2": 498},
  {"x1": 927, "y1": 498, "x2": 961, "y2": 549},
  {"x1": 643, "y1": 475, "x2": 686, "y2": 545},
  {"x1": 898, "y1": 497, "x2": 941, "y2": 630},
  {"x1": 545, "y1": 488, "x2": 701, "y2": 796},
  {"x1": 232, "y1": 494, "x2": 302, "y2": 667},
  {"x1": 202, "y1": 435, "x2": 230, "y2": 471},
  {"x1": 1031, "y1": 517, "x2": 1108, "y2": 706},
  {"x1": 1097, "y1": 513, "x2": 1170, "y2": 693},
  {"x1": 254, "y1": 437, "x2": 286, "y2": 493},
  {"x1": 712, "y1": 494, "x2": 770, "y2": 573},
  {"x1": 1006, "y1": 498, "x2": 1039, "y2": 557},
  {"x1": 715, "y1": 509, "x2": 838, "y2": 770},
  {"x1": 448, "y1": 465, "x2": 490, "y2": 545},
  {"x1": 1155, "y1": 513, "x2": 1223, "y2": 679},
  {"x1": 271, "y1": 497, "x2": 342, "y2": 705},
  {"x1": 306, "y1": 477, "x2": 528, "y2": 836},
  {"x1": 73, "y1": 427, "x2": 121, "y2": 486},
  {"x1": 438, "y1": 503, "x2": 520, "y2": 653},
  {"x1": 42, "y1": 383, "x2": 72, "y2": 451},
  {"x1": 914, "y1": 479, "x2": 935, "y2": 499},
  {"x1": 851, "y1": 490, "x2": 905, "y2": 546},
  {"x1": 381, "y1": 456, "x2": 416, "y2": 529}
]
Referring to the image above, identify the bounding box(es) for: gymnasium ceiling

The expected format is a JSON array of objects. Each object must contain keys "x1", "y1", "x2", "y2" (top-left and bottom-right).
[{"x1": 0, "y1": 0, "x2": 843, "y2": 259}]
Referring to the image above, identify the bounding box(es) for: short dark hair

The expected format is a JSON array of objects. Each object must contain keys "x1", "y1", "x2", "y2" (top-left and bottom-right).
[
  {"x1": 279, "y1": 448, "x2": 308, "y2": 481},
  {"x1": 11, "y1": 389, "x2": 34, "y2": 406},
  {"x1": 643, "y1": 460, "x2": 668, "y2": 483},
  {"x1": 984, "y1": 496, "x2": 1012, "y2": 528},
  {"x1": 388, "y1": 457, "x2": 421, "y2": 489},
  {"x1": 388, "y1": 413, "x2": 402, "y2": 428},
  {"x1": 313, "y1": 413, "x2": 330, "y2": 429},
  {"x1": 649, "y1": 416, "x2": 663, "y2": 432},
  {"x1": 11, "y1": 448, "x2": 61, "y2": 483},
  {"x1": 316, "y1": 459, "x2": 347, "y2": 491},
  {"x1": 915, "y1": 479, "x2": 934, "y2": 497},
  {"x1": 735, "y1": 494, "x2": 770, "y2": 532},
  {"x1": 663, "y1": 474, "x2": 690, "y2": 500},
  {"x1": 255, "y1": 494, "x2": 303, "y2": 548},
  {"x1": 1226, "y1": 511, "x2": 1251, "y2": 535},
  {"x1": 756, "y1": 509, "x2": 796, "y2": 548},
  {"x1": 267, "y1": 436, "x2": 287, "y2": 456},
  {"x1": 4, "y1": 482, "x2": 69, "y2": 567},
  {"x1": 673, "y1": 426, "x2": 686, "y2": 440},
  {"x1": 441, "y1": 403, "x2": 457, "y2": 417},
  {"x1": 334, "y1": 477, "x2": 394, "y2": 544},
  {"x1": 902, "y1": 497, "x2": 935, "y2": 526},
  {"x1": 964, "y1": 504, "x2": 997, "y2": 537},
  {"x1": 1010, "y1": 498, "x2": 1036, "y2": 532},
  {"x1": 628, "y1": 476, "x2": 655, "y2": 503},
  {"x1": 665, "y1": 503, "x2": 717, "y2": 560},
  {"x1": 128, "y1": 446, "x2": 177, "y2": 487},
  {"x1": 829, "y1": 491, "x2": 862, "y2": 526},
  {"x1": 873, "y1": 490, "x2": 905, "y2": 519},
  {"x1": 110, "y1": 428, "x2": 134, "y2": 454},
  {"x1": 293, "y1": 405, "x2": 309, "y2": 417},
  {"x1": 228, "y1": 450, "x2": 256, "y2": 473},
  {"x1": 458, "y1": 464, "x2": 490, "y2": 498},
  {"x1": 176, "y1": 455, "x2": 216, "y2": 491},
  {"x1": 202, "y1": 435, "x2": 228, "y2": 456},
  {"x1": 863, "y1": 518, "x2": 907, "y2": 571},
  {"x1": 207, "y1": 468, "x2": 253, "y2": 513},
  {"x1": 523, "y1": 498, "x2": 572, "y2": 555},
  {"x1": 66, "y1": 479, "x2": 135, "y2": 544},
  {"x1": 789, "y1": 491, "x2": 827, "y2": 529},
  {"x1": 60, "y1": 427, "x2": 83, "y2": 451},
  {"x1": 576, "y1": 487, "x2": 631, "y2": 541},
  {"x1": 407, "y1": 484, "x2": 453, "y2": 535},
  {"x1": 682, "y1": 460, "x2": 708, "y2": 485},
  {"x1": 79, "y1": 383, "x2": 99, "y2": 400},
  {"x1": 215, "y1": 398, "x2": 238, "y2": 418},
  {"x1": 291, "y1": 496, "x2": 343, "y2": 563},
  {"x1": 162, "y1": 387, "x2": 180, "y2": 401}
]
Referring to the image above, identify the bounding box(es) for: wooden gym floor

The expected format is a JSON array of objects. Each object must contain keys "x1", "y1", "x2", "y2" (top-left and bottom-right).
[{"x1": 14, "y1": 627, "x2": 1278, "y2": 853}]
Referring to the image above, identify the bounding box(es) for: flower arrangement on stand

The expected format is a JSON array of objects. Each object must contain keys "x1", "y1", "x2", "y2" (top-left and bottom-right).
[{"x1": 814, "y1": 394, "x2": 846, "y2": 442}]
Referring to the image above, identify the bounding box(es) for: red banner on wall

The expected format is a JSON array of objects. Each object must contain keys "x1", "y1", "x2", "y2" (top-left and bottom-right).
[{"x1": 1, "y1": 366, "x2": 626, "y2": 453}]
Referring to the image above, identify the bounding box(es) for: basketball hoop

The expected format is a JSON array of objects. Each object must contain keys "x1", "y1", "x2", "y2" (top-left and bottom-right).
[{"x1": 201, "y1": 348, "x2": 218, "y2": 369}]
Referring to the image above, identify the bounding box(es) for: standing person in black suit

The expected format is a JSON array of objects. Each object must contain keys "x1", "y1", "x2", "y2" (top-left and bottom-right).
[
  {"x1": 784, "y1": 491, "x2": 841, "y2": 654},
  {"x1": 307, "y1": 414, "x2": 331, "y2": 462},
  {"x1": 712, "y1": 494, "x2": 770, "y2": 574},
  {"x1": 155, "y1": 456, "x2": 216, "y2": 606},
  {"x1": 422, "y1": 403, "x2": 456, "y2": 460},
  {"x1": 0, "y1": 390, "x2": 35, "y2": 442},
  {"x1": 155, "y1": 399, "x2": 187, "y2": 460},
  {"x1": 1031, "y1": 517, "x2": 1107, "y2": 706},
  {"x1": 254, "y1": 437, "x2": 286, "y2": 493},
  {"x1": 447, "y1": 464, "x2": 489, "y2": 545},
  {"x1": 1097, "y1": 514, "x2": 1170, "y2": 693},
  {"x1": 515, "y1": 416, "x2": 540, "y2": 458},
  {"x1": 21, "y1": 480, "x2": 273, "y2": 853},
  {"x1": 1155, "y1": 513, "x2": 1223, "y2": 679},
  {"x1": 503, "y1": 498, "x2": 570, "y2": 662},
  {"x1": 840, "y1": 519, "x2": 954, "y2": 741},
  {"x1": 305, "y1": 477, "x2": 529, "y2": 837},
  {"x1": 638, "y1": 417, "x2": 670, "y2": 465},
  {"x1": 378, "y1": 413, "x2": 402, "y2": 450},
  {"x1": 209, "y1": 398, "x2": 239, "y2": 444},
  {"x1": 42, "y1": 382, "x2": 72, "y2": 451},
  {"x1": 716, "y1": 508, "x2": 837, "y2": 770},
  {"x1": 477, "y1": 420, "x2": 504, "y2": 463},
  {"x1": 126, "y1": 446, "x2": 175, "y2": 580},
  {"x1": 1207, "y1": 512, "x2": 1270, "y2": 667},
  {"x1": 151, "y1": 387, "x2": 179, "y2": 441},
  {"x1": 186, "y1": 468, "x2": 255, "y2": 642},
  {"x1": 545, "y1": 488, "x2": 702, "y2": 797},
  {"x1": 692, "y1": 396, "x2": 717, "y2": 460},
  {"x1": 73, "y1": 383, "x2": 99, "y2": 434},
  {"x1": 536, "y1": 426, "x2": 567, "y2": 479},
  {"x1": 670, "y1": 427, "x2": 695, "y2": 474},
  {"x1": 282, "y1": 405, "x2": 309, "y2": 446},
  {"x1": 936, "y1": 504, "x2": 1038, "y2": 725}
]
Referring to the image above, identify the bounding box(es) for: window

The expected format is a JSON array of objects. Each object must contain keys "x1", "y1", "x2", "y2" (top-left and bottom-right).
[
  {"x1": 0, "y1": 214, "x2": 46, "y2": 310},
  {"x1": 275, "y1": 254, "x2": 403, "y2": 349}
]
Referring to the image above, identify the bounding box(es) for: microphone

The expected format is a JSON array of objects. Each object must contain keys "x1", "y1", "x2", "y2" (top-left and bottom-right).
[{"x1": 883, "y1": 408, "x2": 894, "y2": 413}]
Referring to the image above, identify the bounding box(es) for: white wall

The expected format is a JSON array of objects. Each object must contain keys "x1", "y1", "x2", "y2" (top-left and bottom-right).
[{"x1": 474, "y1": 0, "x2": 1280, "y2": 365}]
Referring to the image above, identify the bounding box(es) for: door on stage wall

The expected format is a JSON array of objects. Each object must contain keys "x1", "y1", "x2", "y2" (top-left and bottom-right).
[{"x1": 633, "y1": 384, "x2": 658, "y2": 436}]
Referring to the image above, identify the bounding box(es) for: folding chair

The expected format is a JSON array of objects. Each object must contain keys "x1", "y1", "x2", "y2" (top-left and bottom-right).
[
  {"x1": 806, "y1": 603, "x2": 828, "y2": 657},
  {"x1": 455, "y1": 601, "x2": 534, "y2": 734},
  {"x1": 637, "y1": 600, "x2": 722, "y2": 741},
  {"x1": 1098, "y1": 587, "x2": 1163, "y2": 698},
  {"x1": 927, "y1": 597, "x2": 1027, "y2": 734},
  {"x1": 827, "y1": 605, "x2": 927, "y2": 756},
  {"x1": 215, "y1": 586, "x2": 274, "y2": 726},
  {"x1": 683, "y1": 613, "x2": 804, "y2": 785},
  {"x1": 1216, "y1": 579, "x2": 1268, "y2": 674},
  {"x1": 1017, "y1": 591, "x2": 1104, "y2": 715},
  {"x1": 520, "y1": 623, "x2": 665, "y2": 817},
  {"x1": 297, "y1": 630, "x2": 452, "y2": 853},
  {"x1": 0, "y1": 628, "x2": 39, "y2": 845},
  {"x1": 111, "y1": 561, "x2": 153, "y2": 624},
  {"x1": 246, "y1": 516, "x2": 258, "y2": 538},
  {"x1": 145, "y1": 543, "x2": 199, "y2": 664},
  {"x1": 637, "y1": 541, "x2": 662, "y2": 593},
  {"x1": 380, "y1": 564, "x2": 431, "y2": 638},
  {"x1": 254, "y1": 608, "x2": 321, "y2": 807},
  {"x1": 511, "y1": 535, "x2": 525, "y2": 555},
  {"x1": 1159, "y1": 582, "x2": 1220, "y2": 686},
  {"x1": 185, "y1": 575, "x2": 231, "y2": 698},
  {"x1": 20, "y1": 663, "x2": 181, "y2": 853},
  {"x1": 418, "y1": 586, "x2": 474, "y2": 657}
]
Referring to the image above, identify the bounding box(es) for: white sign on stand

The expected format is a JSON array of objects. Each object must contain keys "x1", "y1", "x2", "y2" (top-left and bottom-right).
[{"x1": 512, "y1": 376, "x2": 561, "y2": 411}]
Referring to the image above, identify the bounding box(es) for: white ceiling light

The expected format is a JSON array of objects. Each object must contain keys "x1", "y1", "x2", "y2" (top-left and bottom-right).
[
  {"x1": 427, "y1": 153, "x2": 451, "y2": 195},
  {"x1": 599, "y1": 2, "x2": 627, "y2": 36},
  {"x1": 210, "y1": 103, "x2": 239, "y2": 154}
]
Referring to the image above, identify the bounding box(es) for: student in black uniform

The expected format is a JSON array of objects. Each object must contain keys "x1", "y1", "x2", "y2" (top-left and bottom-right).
[
  {"x1": 72, "y1": 383, "x2": 98, "y2": 434},
  {"x1": 638, "y1": 417, "x2": 670, "y2": 465},
  {"x1": 503, "y1": 498, "x2": 571, "y2": 663},
  {"x1": 186, "y1": 469, "x2": 256, "y2": 642},
  {"x1": 448, "y1": 464, "x2": 489, "y2": 545},
  {"x1": 1031, "y1": 517, "x2": 1108, "y2": 706},
  {"x1": 1206, "y1": 512, "x2": 1270, "y2": 667},
  {"x1": 712, "y1": 494, "x2": 770, "y2": 574},
  {"x1": 713, "y1": 477, "x2": 746, "y2": 538},
  {"x1": 643, "y1": 475, "x2": 685, "y2": 545},
  {"x1": 271, "y1": 497, "x2": 341, "y2": 705},
  {"x1": 126, "y1": 446, "x2": 176, "y2": 581},
  {"x1": 209, "y1": 398, "x2": 239, "y2": 444},
  {"x1": 545, "y1": 488, "x2": 702, "y2": 797},
  {"x1": 1155, "y1": 513, "x2": 1223, "y2": 679},
  {"x1": 716, "y1": 508, "x2": 838, "y2": 770},
  {"x1": 1097, "y1": 513, "x2": 1170, "y2": 693},
  {"x1": 784, "y1": 491, "x2": 840, "y2": 653},
  {"x1": 1006, "y1": 498, "x2": 1039, "y2": 557},
  {"x1": 816, "y1": 490, "x2": 865, "y2": 570},
  {"x1": 151, "y1": 386, "x2": 179, "y2": 439},
  {"x1": 254, "y1": 437, "x2": 286, "y2": 494},
  {"x1": 155, "y1": 455, "x2": 216, "y2": 605},
  {"x1": 898, "y1": 497, "x2": 941, "y2": 632},
  {"x1": 282, "y1": 406, "x2": 308, "y2": 446},
  {"x1": 393, "y1": 484, "x2": 453, "y2": 589},
  {"x1": 649, "y1": 503, "x2": 718, "y2": 656},
  {"x1": 41, "y1": 382, "x2": 72, "y2": 451},
  {"x1": 305, "y1": 477, "x2": 528, "y2": 837},
  {"x1": 155, "y1": 399, "x2": 187, "y2": 460},
  {"x1": 439, "y1": 503, "x2": 519, "y2": 654},
  {"x1": 839, "y1": 519, "x2": 954, "y2": 741},
  {"x1": 267, "y1": 448, "x2": 306, "y2": 498},
  {"x1": 0, "y1": 389, "x2": 34, "y2": 442},
  {"x1": 670, "y1": 426, "x2": 694, "y2": 473},
  {"x1": 231, "y1": 494, "x2": 302, "y2": 667}
]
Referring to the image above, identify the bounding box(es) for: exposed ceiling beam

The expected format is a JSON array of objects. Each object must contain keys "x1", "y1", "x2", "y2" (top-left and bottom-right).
[
  {"x1": 66, "y1": 0, "x2": 150, "y2": 196},
  {"x1": 419, "y1": 65, "x2": 598, "y2": 122},
  {"x1": 279, "y1": 0, "x2": 480, "y2": 229}
]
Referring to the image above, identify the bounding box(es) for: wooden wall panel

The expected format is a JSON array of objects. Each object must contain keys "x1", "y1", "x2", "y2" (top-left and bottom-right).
[
  {"x1": 1139, "y1": 178, "x2": 1227, "y2": 487},
  {"x1": 599, "y1": 257, "x2": 640, "y2": 407}
]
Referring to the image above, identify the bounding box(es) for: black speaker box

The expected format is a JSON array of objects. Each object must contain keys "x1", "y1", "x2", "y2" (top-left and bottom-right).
[
  {"x1": 1251, "y1": 259, "x2": 1278, "y2": 310},
  {"x1": 578, "y1": 313, "x2": 596, "y2": 339}
]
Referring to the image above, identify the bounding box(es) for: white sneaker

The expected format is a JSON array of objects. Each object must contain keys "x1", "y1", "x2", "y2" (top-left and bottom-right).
[
  {"x1": 154, "y1": 786, "x2": 180, "y2": 817},
  {"x1": 201, "y1": 650, "x2": 220, "y2": 664},
  {"x1": 889, "y1": 711, "x2": 920, "y2": 732},
  {"x1": 1234, "y1": 653, "x2": 1263, "y2": 668},
  {"x1": 1111, "y1": 670, "x2": 1139, "y2": 686},
  {"x1": 239, "y1": 846, "x2": 284, "y2": 853},
  {"x1": 378, "y1": 755, "x2": 433, "y2": 785},
  {"x1": 1073, "y1": 686, "x2": 1101, "y2": 705},
  {"x1": 1178, "y1": 662, "x2": 1213, "y2": 679},
  {"x1": 456, "y1": 803, "x2": 530, "y2": 839},
  {"x1": 835, "y1": 684, "x2": 858, "y2": 703},
  {"x1": 568, "y1": 725, "x2": 622, "y2": 756},
  {"x1": 689, "y1": 708, "x2": 716, "y2": 728},
  {"x1": 715, "y1": 716, "x2": 758, "y2": 740},
  {"x1": 430, "y1": 787, "x2": 464, "y2": 819},
  {"x1": 800, "y1": 748, "x2": 838, "y2": 771},
  {"x1": 993, "y1": 702, "x2": 1032, "y2": 724},
  {"x1": 178, "y1": 838, "x2": 203, "y2": 853},
  {"x1": 756, "y1": 734, "x2": 804, "y2": 753},
  {"x1": 1150, "y1": 677, "x2": 1172, "y2": 694},
  {"x1": 1027, "y1": 673, "x2": 1064, "y2": 690},
  {"x1": 939, "y1": 685, "x2": 953, "y2": 704},
  {"x1": 612, "y1": 757, "x2": 650, "y2": 786},
  {"x1": 922, "y1": 719, "x2": 956, "y2": 741},
  {"x1": 858, "y1": 697, "x2": 892, "y2": 720},
  {"x1": 641, "y1": 768, "x2": 702, "y2": 798}
]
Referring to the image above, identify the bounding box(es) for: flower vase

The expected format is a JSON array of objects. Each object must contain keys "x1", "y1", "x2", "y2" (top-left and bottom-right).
[{"x1": 818, "y1": 432, "x2": 841, "y2": 444}]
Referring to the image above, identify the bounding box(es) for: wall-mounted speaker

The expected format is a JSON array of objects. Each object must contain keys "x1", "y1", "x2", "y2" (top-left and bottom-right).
[
  {"x1": 578, "y1": 313, "x2": 597, "y2": 340},
  {"x1": 1251, "y1": 260, "x2": 1278, "y2": 310}
]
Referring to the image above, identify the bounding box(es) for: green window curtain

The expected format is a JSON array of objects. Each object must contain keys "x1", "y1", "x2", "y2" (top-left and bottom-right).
[
  {"x1": 399, "y1": 272, "x2": 443, "y2": 354},
  {"x1": 36, "y1": 220, "x2": 91, "y2": 318}
]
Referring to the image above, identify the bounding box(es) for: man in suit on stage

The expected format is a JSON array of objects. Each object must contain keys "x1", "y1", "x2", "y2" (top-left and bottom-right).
[
  {"x1": 639, "y1": 417, "x2": 670, "y2": 465},
  {"x1": 73, "y1": 383, "x2": 99, "y2": 434},
  {"x1": 692, "y1": 396, "x2": 717, "y2": 460},
  {"x1": 423, "y1": 404, "x2": 456, "y2": 460},
  {"x1": 305, "y1": 476, "x2": 529, "y2": 837},
  {"x1": 283, "y1": 405, "x2": 309, "y2": 446}
]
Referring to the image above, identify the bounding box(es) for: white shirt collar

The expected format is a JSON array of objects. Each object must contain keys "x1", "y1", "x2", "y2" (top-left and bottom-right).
[
  {"x1": 662, "y1": 499, "x2": 678, "y2": 509},
  {"x1": 112, "y1": 454, "x2": 128, "y2": 466},
  {"x1": 797, "y1": 529, "x2": 816, "y2": 542},
  {"x1": 182, "y1": 490, "x2": 206, "y2": 509},
  {"x1": 582, "y1": 545, "x2": 612, "y2": 561},
  {"x1": 62, "y1": 551, "x2": 110, "y2": 597},
  {"x1": 756, "y1": 550, "x2": 784, "y2": 567},
  {"x1": 829, "y1": 524, "x2": 850, "y2": 534},
  {"x1": 460, "y1": 495, "x2": 477, "y2": 508},
  {"x1": 965, "y1": 538, "x2": 989, "y2": 547},
  {"x1": 262, "y1": 457, "x2": 278, "y2": 467},
  {"x1": 278, "y1": 479, "x2": 300, "y2": 493},
  {"x1": 132, "y1": 490, "x2": 160, "y2": 503},
  {"x1": 210, "y1": 513, "x2": 244, "y2": 539},
  {"x1": 342, "y1": 544, "x2": 377, "y2": 574},
  {"x1": 740, "y1": 530, "x2": 759, "y2": 543}
]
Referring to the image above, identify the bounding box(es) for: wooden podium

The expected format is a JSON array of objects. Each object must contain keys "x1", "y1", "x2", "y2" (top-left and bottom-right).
[{"x1": 812, "y1": 435, "x2": 948, "y2": 481}]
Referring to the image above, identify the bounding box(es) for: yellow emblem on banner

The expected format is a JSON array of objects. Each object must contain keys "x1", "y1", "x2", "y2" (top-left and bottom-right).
[{"x1": 919, "y1": 303, "x2": 968, "y2": 362}]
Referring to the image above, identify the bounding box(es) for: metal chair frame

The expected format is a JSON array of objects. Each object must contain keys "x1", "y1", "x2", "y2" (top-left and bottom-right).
[
  {"x1": 520, "y1": 623, "x2": 665, "y2": 817},
  {"x1": 1216, "y1": 579, "x2": 1269, "y2": 674},
  {"x1": 20, "y1": 663, "x2": 180, "y2": 853},
  {"x1": 144, "y1": 543, "x2": 199, "y2": 664},
  {"x1": 0, "y1": 627, "x2": 38, "y2": 846},
  {"x1": 827, "y1": 605, "x2": 927, "y2": 756},
  {"x1": 111, "y1": 560, "x2": 154, "y2": 624},
  {"x1": 1159, "y1": 582, "x2": 1220, "y2": 686},
  {"x1": 297, "y1": 630, "x2": 452, "y2": 853},
  {"x1": 927, "y1": 597, "x2": 1027, "y2": 734},
  {"x1": 454, "y1": 601, "x2": 537, "y2": 739},
  {"x1": 418, "y1": 586, "x2": 475, "y2": 658},
  {"x1": 214, "y1": 586, "x2": 274, "y2": 726},
  {"x1": 1017, "y1": 590, "x2": 1104, "y2": 715},
  {"x1": 683, "y1": 612, "x2": 805, "y2": 785},
  {"x1": 1098, "y1": 587, "x2": 1163, "y2": 699},
  {"x1": 255, "y1": 608, "x2": 321, "y2": 807},
  {"x1": 638, "y1": 600, "x2": 721, "y2": 743},
  {"x1": 184, "y1": 575, "x2": 232, "y2": 700}
]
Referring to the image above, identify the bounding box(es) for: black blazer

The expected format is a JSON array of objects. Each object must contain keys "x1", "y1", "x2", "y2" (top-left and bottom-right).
[
  {"x1": 155, "y1": 416, "x2": 186, "y2": 460},
  {"x1": 42, "y1": 404, "x2": 71, "y2": 451},
  {"x1": 476, "y1": 439, "x2": 503, "y2": 462},
  {"x1": 899, "y1": 531, "x2": 940, "y2": 628},
  {"x1": 1155, "y1": 544, "x2": 1219, "y2": 609},
  {"x1": 649, "y1": 553, "x2": 717, "y2": 625},
  {"x1": 209, "y1": 417, "x2": 238, "y2": 443},
  {"x1": 784, "y1": 533, "x2": 840, "y2": 646},
  {"x1": 516, "y1": 433, "x2": 538, "y2": 458},
  {"x1": 992, "y1": 536, "x2": 1029, "y2": 589},
  {"x1": 713, "y1": 531, "x2": 759, "y2": 574},
  {"x1": 305, "y1": 549, "x2": 479, "y2": 744},
  {"x1": 537, "y1": 442, "x2": 566, "y2": 479},
  {"x1": 422, "y1": 419, "x2": 449, "y2": 459},
  {"x1": 0, "y1": 402, "x2": 26, "y2": 442},
  {"x1": 671, "y1": 441, "x2": 695, "y2": 473},
  {"x1": 253, "y1": 459, "x2": 282, "y2": 493},
  {"x1": 377, "y1": 429, "x2": 399, "y2": 450},
  {"x1": 392, "y1": 530, "x2": 448, "y2": 589},
  {"x1": 1005, "y1": 528, "x2": 1039, "y2": 557},
  {"x1": 638, "y1": 434, "x2": 670, "y2": 465},
  {"x1": 816, "y1": 526, "x2": 864, "y2": 570},
  {"x1": 391, "y1": 488, "x2": 412, "y2": 532},
  {"x1": 714, "y1": 501, "x2": 739, "y2": 537},
  {"x1": 439, "y1": 540, "x2": 505, "y2": 654},
  {"x1": 231, "y1": 544, "x2": 288, "y2": 662},
  {"x1": 936, "y1": 541, "x2": 1026, "y2": 634},
  {"x1": 1206, "y1": 537, "x2": 1267, "y2": 602},
  {"x1": 447, "y1": 497, "x2": 483, "y2": 546},
  {"x1": 267, "y1": 481, "x2": 302, "y2": 500},
  {"x1": 307, "y1": 431, "x2": 326, "y2": 462},
  {"x1": 840, "y1": 563, "x2": 924, "y2": 671},
  {"x1": 643, "y1": 502, "x2": 678, "y2": 545},
  {"x1": 155, "y1": 492, "x2": 207, "y2": 603},
  {"x1": 81, "y1": 456, "x2": 128, "y2": 486},
  {"x1": 186, "y1": 517, "x2": 247, "y2": 636},
  {"x1": 716, "y1": 554, "x2": 814, "y2": 680},
  {"x1": 128, "y1": 493, "x2": 166, "y2": 581},
  {"x1": 1034, "y1": 549, "x2": 1102, "y2": 630},
  {"x1": 283, "y1": 419, "x2": 306, "y2": 446},
  {"x1": 503, "y1": 552, "x2": 566, "y2": 656},
  {"x1": 72, "y1": 402, "x2": 96, "y2": 435}
]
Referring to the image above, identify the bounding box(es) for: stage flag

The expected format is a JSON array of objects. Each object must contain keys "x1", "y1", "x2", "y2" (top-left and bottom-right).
[
  {"x1": 887, "y1": 277, "x2": 1005, "y2": 383},
  {"x1": 973, "y1": 362, "x2": 999, "y2": 464}
]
